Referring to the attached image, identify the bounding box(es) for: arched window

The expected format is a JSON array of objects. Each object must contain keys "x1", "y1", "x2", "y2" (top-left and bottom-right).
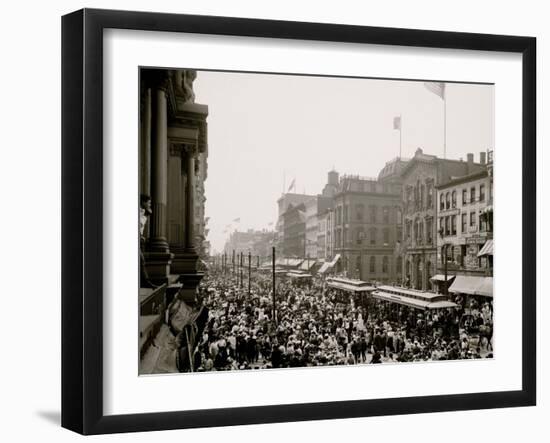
[
  {"x1": 446, "y1": 192, "x2": 451, "y2": 209},
  {"x1": 382, "y1": 256, "x2": 389, "y2": 273},
  {"x1": 440, "y1": 193, "x2": 445, "y2": 210},
  {"x1": 356, "y1": 255, "x2": 362, "y2": 273},
  {"x1": 369, "y1": 256, "x2": 376, "y2": 273},
  {"x1": 396, "y1": 257, "x2": 403, "y2": 276},
  {"x1": 452, "y1": 190, "x2": 457, "y2": 208}
]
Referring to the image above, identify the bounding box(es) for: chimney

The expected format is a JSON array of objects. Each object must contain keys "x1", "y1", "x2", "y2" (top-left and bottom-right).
[
  {"x1": 480, "y1": 152, "x2": 486, "y2": 164},
  {"x1": 467, "y1": 153, "x2": 474, "y2": 173}
]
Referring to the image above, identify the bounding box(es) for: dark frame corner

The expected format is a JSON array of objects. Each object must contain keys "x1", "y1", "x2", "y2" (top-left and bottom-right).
[{"x1": 62, "y1": 8, "x2": 536, "y2": 435}]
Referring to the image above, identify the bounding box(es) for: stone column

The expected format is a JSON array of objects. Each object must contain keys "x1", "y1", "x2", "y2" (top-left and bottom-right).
[
  {"x1": 140, "y1": 88, "x2": 152, "y2": 197},
  {"x1": 184, "y1": 149, "x2": 196, "y2": 253},
  {"x1": 150, "y1": 87, "x2": 168, "y2": 252},
  {"x1": 144, "y1": 79, "x2": 173, "y2": 282}
]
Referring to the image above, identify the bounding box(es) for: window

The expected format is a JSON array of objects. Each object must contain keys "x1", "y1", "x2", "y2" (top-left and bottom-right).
[
  {"x1": 370, "y1": 227, "x2": 377, "y2": 245},
  {"x1": 370, "y1": 205, "x2": 377, "y2": 223},
  {"x1": 470, "y1": 186, "x2": 476, "y2": 203},
  {"x1": 420, "y1": 185, "x2": 425, "y2": 209},
  {"x1": 370, "y1": 182, "x2": 377, "y2": 192},
  {"x1": 452, "y1": 191, "x2": 457, "y2": 208},
  {"x1": 445, "y1": 216, "x2": 450, "y2": 236},
  {"x1": 396, "y1": 208, "x2": 402, "y2": 225},
  {"x1": 343, "y1": 205, "x2": 348, "y2": 223},
  {"x1": 383, "y1": 228, "x2": 390, "y2": 244},
  {"x1": 356, "y1": 204, "x2": 364, "y2": 221},
  {"x1": 480, "y1": 184, "x2": 486, "y2": 202},
  {"x1": 462, "y1": 213, "x2": 467, "y2": 233},
  {"x1": 427, "y1": 183, "x2": 433, "y2": 208},
  {"x1": 440, "y1": 194, "x2": 445, "y2": 210},
  {"x1": 470, "y1": 211, "x2": 476, "y2": 227},
  {"x1": 382, "y1": 256, "x2": 389, "y2": 273},
  {"x1": 426, "y1": 218, "x2": 433, "y2": 244},
  {"x1": 480, "y1": 210, "x2": 487, "y2": 232},
  {"x1": 356, "y1": 228, "x2": 365, "y2": 244},
  {"x1": 451, "y1": 215, "x2": 457, "y2": 236},
  {"x1": 417, "y1": 220, "x2": 423, "y2": 243},
  {"x1": 370, "y1": 256, "x2": 376, "y2": 273},
  {"x1": 439, "y1": 217, "x2": 444, "y2": 236},
  {"x1": 383, "y1": 207, "x2": 390, "y2": 224},
  {"x1": 446, "y1": 192, "x2": 451, "y2": 209},
  {"x1": 462, "y1": 188, "x2": 468, "y2": 205}
]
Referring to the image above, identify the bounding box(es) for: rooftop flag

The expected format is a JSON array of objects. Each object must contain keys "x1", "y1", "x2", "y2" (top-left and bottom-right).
[
  {"x1": 287, "y1": 178, "x2": 296, "y2": 192},
  {"x1": 424, "y1": 81, "x2": 446, "y2": 99},
  {"x1": 393, "y1": 116, "x2": 401, "y2": 130}
]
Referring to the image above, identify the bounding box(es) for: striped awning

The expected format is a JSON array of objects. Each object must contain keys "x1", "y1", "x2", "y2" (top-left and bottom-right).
[{"x1": 477, "y1": 240, "x2": 494, "y2": 257}]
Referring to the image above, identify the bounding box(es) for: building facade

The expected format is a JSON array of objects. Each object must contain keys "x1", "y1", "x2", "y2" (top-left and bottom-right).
[
  {"x1": 282, "y1": 203, "x2": 306, "y2": 257},
  {"x1": 140, "y1": 68, "x2": 208, "y2": 298},
  {"x1": 304, "y1": 195, "x2": 333, "y2": 259},
  {"x1": 331, "y1": 174, "x2": 402, "y2": 283},
  {"x1": 435, "y1": 152, "x2": 493, "y2": 277},
  {"x1": 275, "y1": 192, "x2": 313, "y2": 251},
  {"x1": 400, "y1": 148, "x2": 485, "y2": 291}
]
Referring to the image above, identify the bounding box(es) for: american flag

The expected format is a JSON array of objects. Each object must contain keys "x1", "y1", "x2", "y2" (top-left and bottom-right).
[{"x1": 424, "y1": 82, "x2": 446, "y2": 99}]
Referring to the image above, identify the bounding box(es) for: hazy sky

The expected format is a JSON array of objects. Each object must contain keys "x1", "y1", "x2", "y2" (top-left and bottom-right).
[{"x1": 193, "y1": 71, "x2": 494, "y2": 254}]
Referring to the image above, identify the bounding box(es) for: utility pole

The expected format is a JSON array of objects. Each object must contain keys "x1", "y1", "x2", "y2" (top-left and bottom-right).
[
  {"x1": 248, "y1": 251, "x2": 251, "y2": 296},
  {"x1": 443, "y1": 244, "x2": 448, "y2": 296},
  {"x1": 240, "y1": 251, "x2": 243, "y2": 288},
  {"x1": 272, "y1": 246, "x2": 277, "y2": 325}
]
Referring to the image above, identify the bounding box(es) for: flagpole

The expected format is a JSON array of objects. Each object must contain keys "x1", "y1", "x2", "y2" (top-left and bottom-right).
[
  {"x1": 444, "y1": 96, "x2": 447, "y2": 159},
  {"x1": 399, "y1": 114, "x2": 403, "y2": 160}
]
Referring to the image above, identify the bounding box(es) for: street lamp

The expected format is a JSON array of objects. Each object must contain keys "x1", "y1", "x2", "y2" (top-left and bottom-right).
[
  {"x1": 357, "y1": 231, "x2": 365, "y2": 281},
  {"x1": 438, "y1": 227, "x2": 450, "y2": 296}
]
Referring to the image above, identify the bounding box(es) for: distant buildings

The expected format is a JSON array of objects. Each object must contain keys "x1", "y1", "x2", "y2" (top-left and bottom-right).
[
  {"x1": 223, "y1": 229, "x2": 276, "y2": 261},
  {"x1": 219, "y1": 147, "x2": 494, "y2": 295},
  {"x1": 275, "y1": 193, "x2": 313, "y2": 251},
  {"x1": 305, "y1": 195, "x2": 333, "y2": 259}
]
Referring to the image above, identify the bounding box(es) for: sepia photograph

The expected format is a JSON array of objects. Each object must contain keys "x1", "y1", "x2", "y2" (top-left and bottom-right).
[{"x1": 138, "y1": 68, "x2": 494, "y2": 375}]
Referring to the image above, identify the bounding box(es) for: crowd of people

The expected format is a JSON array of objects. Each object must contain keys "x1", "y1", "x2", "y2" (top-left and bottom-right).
[{"x1": 191, "y1": 269, "x2": 493, "y2": 372}]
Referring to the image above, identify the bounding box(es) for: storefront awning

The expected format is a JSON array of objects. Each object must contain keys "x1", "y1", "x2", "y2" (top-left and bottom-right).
[
  {"x1": 299, "y1": 260, "x2": 316, "y2": 270},
  {"x1": 430, "y1": 274, "x2": 456, "y2": 282},
  {"x1": 372, "y1": 291, "x2": 430, "y2": 309},
  {"x1": 449, "y1": 275, "x2": 493, "y2": 297},
  {"x1": 477, "y1": 240, "x2": 494, "y2": 257},
  {"x1": 476, "y1": 277, "x2": 494, "y2": 297},
  {"x1": 448, "y1": 276, "x2": 484, "y2": 295},
  {"x1": 318, "y1": 254, "x2": 340, "y2": 274}
]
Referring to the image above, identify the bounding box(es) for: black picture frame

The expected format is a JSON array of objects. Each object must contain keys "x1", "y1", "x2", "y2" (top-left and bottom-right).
[{"x1": 62, "y1": 8, "x2": 536, "y2": 435}]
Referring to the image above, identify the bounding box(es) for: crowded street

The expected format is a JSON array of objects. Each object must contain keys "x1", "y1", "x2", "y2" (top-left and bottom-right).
[{"x1": 190, "y1": 267, "x2": 493, "y2": 372}]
